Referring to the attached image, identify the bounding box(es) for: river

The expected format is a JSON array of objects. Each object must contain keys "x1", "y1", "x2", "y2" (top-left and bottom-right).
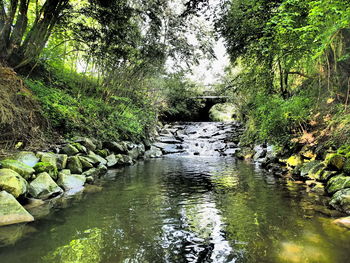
[{"x1": 1, "y1": 123, "x2": 350, "y2": 263}]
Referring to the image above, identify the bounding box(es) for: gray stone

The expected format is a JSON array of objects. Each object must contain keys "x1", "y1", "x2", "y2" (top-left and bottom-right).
[
  {"x1": 144, "y1": 146, "x2": 163, "y2": 158},
  {"x1": 29, "y1": 172, "x2": 63, "y2": 199},
  {"x1": 330, "y1": 188, "x2": 350, "y2": 214},
  {"x1": 0, "y1": 169, "x2": 28, "y2": 198},
  {"x1": 78, "y1": 156, "x2": 94, "y2": 169},
  {"x1": 82, "y1": 168, "x2": 99, "y2": 178},
  {"x1": 56, "y1": 154, "x2": 68, "y2": 170},
  {"x1": 62, "y1": 144, "x2": 79, "y2": 156},
  {"x1": 0, "y1": 191, "x2": 34, "y2": 226},
  {"x1": 103, "y1": 141, "x2": 127, "y2": 154},
  {"x1": 87, "y1": 151, "x2": 107, "y2": 165},
  {"x1": 74, "y1": 137, "x2": 97, "y2": 151},
  {"x1": 106, "y1": 154, "x2": 118, "y2": 167},
  {"x1": 13, "y1": 152, "x2": 39, "y2": 167}
]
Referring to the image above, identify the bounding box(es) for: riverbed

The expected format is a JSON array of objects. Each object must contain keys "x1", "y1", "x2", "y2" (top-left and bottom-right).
[{"x1": 1, "y1": 155, "x2": 350, "y2": 262}]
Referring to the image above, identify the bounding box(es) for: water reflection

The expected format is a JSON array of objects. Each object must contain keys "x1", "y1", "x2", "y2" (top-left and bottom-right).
[{"x1": 1, "y1": 157, "x2": 350, "y2": 263}]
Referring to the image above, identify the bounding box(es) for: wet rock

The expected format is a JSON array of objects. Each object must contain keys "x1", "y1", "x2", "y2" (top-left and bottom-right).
[
  {"x1": 79, "y1": 156, "x2": 98, "y2": 166},
  {"x1": 57, "y1": 174, "x2": 86, "y2": 191},
  {"x1": 128, "y1": 147, "x2": 143, "y2": 160},
  {"x1": 119, "y1": 155, "x2": 134, "y2": 165},
  {"x1": 85, "y1": 176, "x2": 94, "y2": 184},
  {"x1": 67, "y1": 156, "x2": 83, "y2": 174},
  {"x1": 144, "y1": 146, "x2": 163, "y2": 158},
  {"x1": 82, "y1": 168, "x2": 99, "y2": 178},
  {"x1": 0, "y1": 169, "x2": 28, "y2": 198},
  {"x1": 330, "y1": 188, "x2": 350, "y2": 214},
  {"x1": 106, "y1": 154, "x2": 118, "y2": 167},
  {"x1": 72, "y1": 142, "x2": 87, "y2": 154},
  {"x1": 157, "y1": 136, "x2": 182, "y2": 144},
  {"x1": 97, "y1": 164, "x2": 108, "y2": 175},
  {"x1": 0, "y1": 224, "x2": 36, "y2": 246},
  {"x1": 84, "y1": 185, "x2": 103, "y2": 193},
  {"x1": 0, "y1": 159, "x2": 35, "y2": 180},
  {"x1": 103, "y1": 141, "x2": 127, "y2": 154},
  {"x1": 319, "y1": 170, "x2": 338, "y2": 182},
  {"x1": 253, "y1": 145, "x2": 267, "y2": 160},
  {"x1": 74, "y1": 137, "x2": 96, "y2": 151},
  {"x1": 95, "y1": 149, "x2": 109, "y2": 158},
  {"x1": 13, "y1": 152, "x2": 39, "y2": 167},
  {"x1": 326, "y1": 175, "x2": 350, "y2": 194},
  {"x1": 33, "y1": 162, "x2": 58, "y2": 180},
  {"x1": 0, "y1": 191, "x2": 34, "y2": 226},
  {"x1": 62, "y1": 144, "x2": 79, "y2": 156},
  {"x1": 29, "y1": 172, "x2": 63, "y2": 199},
  {"x1": 300, "y1": 161, "x2": 325, "y2": 180},
  {"x1": 325, "y1": 153, "x2": 345, "y2": 171}
]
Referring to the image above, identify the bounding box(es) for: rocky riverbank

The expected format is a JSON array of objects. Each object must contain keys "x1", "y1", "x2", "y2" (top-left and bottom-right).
[
  {"x1": 246, "y1": 143, "x2": 350, "y2": 228},
  {"x1": 0, "y1": 137, "x2": 164, "y2": 227}
]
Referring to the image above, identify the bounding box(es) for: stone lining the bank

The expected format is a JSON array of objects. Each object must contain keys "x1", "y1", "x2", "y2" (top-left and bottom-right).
[
  {"x1": 0, "y1": 137, "x2": 163, "y2": 226},
  {"x1": 243, "y1": 144, "x2": 350, "y2": 227}
]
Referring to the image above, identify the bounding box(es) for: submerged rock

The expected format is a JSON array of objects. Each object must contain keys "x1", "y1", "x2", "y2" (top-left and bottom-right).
[
  {"x1": 0, "y1": 169, "x2": 28, "y2": 198},
  {"x1": 332, "y1": 216, "x2": 350, "y2": 229},
  {"x1": 29, "y1": 172, "x2": 63, "y2": 199},
  {"x1": 0, "y1": 159, "x2": 35, "y2": 180},
  {"x1": 0, "y1": 191, "x2": 34, "y2": 226}
]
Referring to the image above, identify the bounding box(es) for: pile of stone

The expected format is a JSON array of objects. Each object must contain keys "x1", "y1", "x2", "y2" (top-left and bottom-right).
[{"x1": 0, "y1": 137, "x2": 162, "y2": 227}]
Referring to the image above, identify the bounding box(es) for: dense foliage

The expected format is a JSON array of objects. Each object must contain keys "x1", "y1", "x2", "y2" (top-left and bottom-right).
[{"x1": 217, "y1": 0, "x2": 350, "y2": 147}]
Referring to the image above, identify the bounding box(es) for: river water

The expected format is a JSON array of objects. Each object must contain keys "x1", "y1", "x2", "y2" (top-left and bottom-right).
[{"x1": 1, "y1": 123, "x2": 350, "y2": 263}]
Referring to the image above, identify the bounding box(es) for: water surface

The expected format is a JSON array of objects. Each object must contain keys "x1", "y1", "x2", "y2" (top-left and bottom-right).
[{"x1": 1, "y1": 157, "x2": 350, "y2": 263}]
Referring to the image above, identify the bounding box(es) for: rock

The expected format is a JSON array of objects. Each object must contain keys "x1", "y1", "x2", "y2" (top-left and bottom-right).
[
  {"x1": 87, "y1": 151, "x2": 107, "y2": 165},
  {"x1": 56, "y1": 154, "x2": 68, "y2": 170},
  {"x1": 97, "y1": 164, "x2": 108, "y2": 175},
  {"x1": 39, "y1": 152, "x2": 57, "y2": 167},
  {"x1": 332, "y1": 216, "x2": 350, "y2": 229},
  {"x1": 82, "y1": 168, "x2": 99, "y2": 178},
  {"x1": 156, "y1": 136, "x2": 182, "y2": 144},
  {"x1": 60, "y1": 169, "x2": 71, "y2": 175},
  {"x1": 72, "y1": 142, "x2": 87, "y2": 154},
  {"x1": 286, "y1": 155, "x2": 303, "y2": 167},
  {"x1": 300, "y1": 161, "x2": 325, "y2": 180},
  {"x1": 0, "y1": 224, "x2": 37, "y2": 246},
  {"x1": 78, "y1": 156, "x2": 94, "y2": 169},
  {"x1": 128, "y1": 148, "x2": 141, "y2": 160},
  {"x1": 325, "y1": 153, "x2": 345, "y2": 171},
  {"x1": 103, "y1": 141, "x2": 127, "y2": 154},
  {"x1": 74, "y1": 137, "x2": 97, "y2": 151},
  {"x1": 67, "y1": 156, "x2": 83, "y2": 174},
  {"x1": 0, "y1": 159, "x2": 35, "y2": 180},
  {"x1": 144, "y1": 146, "x2": 163, "y2": 158},
  {"x1": 57, "y1": 174, "x2": 86, "y2": 191},
  {"x1": 85, "y1": 176, "x2": 94, "y2": 184},
  {"x1": 106, "y1": 154, "x2": 118, "y2": 167},
  {"x1": 143, "y1": 139, "x2": 152, "y2": 150},
  {"x1": 253, "y1": 145, "x2": 267, "y2": 161},
  {"x1": 0, "y1": 169, "x2": 28, "y2": 198},
  {"x1": 0, "y1": 191, "x2": 34, "y2": 226},
  {"x1": 118, "y1": 155, "x2": 134, "y2": 165},
  {"x1": 329, "y1": 188, "x2": 350, "y2": 213},
  {"x1": 62, "y1": 144, "x2": 79, "y2": 156},
  {"x1": 84, "y1": 185, "x2": 102, "y2": 193},
  {"x1": 79, "y1": 156, "x2": 98, "y2": 166},
  {"x1": 326, "y1": 175, "x2": 350, "y2": 194},
  {"x1": 29, "y1": 172, "x2": 63, "y2": 199},
  {"x1": 123, "y1": 141, "x2": 136, "y2": 150},
  {"x1": 95, "y1": 149, "x2": 109, "y2": 158},
  {"x1": 319, "y1": 170, "x2": 338, "y2": 182},
  {"x1": 343, "y1": 158, "x2": 350, "y2": 175},
  {"x1": 33, "y1": 162, "x2": 58, "y2": 180},
  {"x1": 13, "y1": 152, "x2": 39, "y2": 167}
]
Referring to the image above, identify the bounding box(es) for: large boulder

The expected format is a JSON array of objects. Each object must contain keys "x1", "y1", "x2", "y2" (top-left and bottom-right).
[
  {"x1": 87, "y1": 151, "x2": 107, "y2": 165},
  {"x1": 33, "y1": 162, "x2": 58, "y2": 180},
  {"x1": 67, "y1": 156, "x2": 83, "y2": 174},
  {"x1": 0, "y1": 169, "x2": 28, "y2": 198},
  {"x1": 326, "y1": 175, "x2": 350, "y2": 194},
  {"x1": 330, "y1": 188, "x2": 350, "y2": 214},
  {"x1": 57, "y1": 174, "x2": 86, "y2": 191},
  {"x1": 29, "y1": 172, "x2": 63, "y2": 199},
  {"x1": 128, "y1": 148, "x2": 142, "y2": 160},
  {"x1": 13, "y1": 152, "x2": 39, "y2": 167},
  {"x1": 0, "y1": 159, "x2": 35, "y2": 180},
  {"x1": 103, "y1": 141, "x2": 127, "y2": 154},
  {"x1": 38, "y1": 152, "x2": 57, "y2": 167},
  {"x1": 0, "y1": 191, "x2": 34, "y2": 226}
]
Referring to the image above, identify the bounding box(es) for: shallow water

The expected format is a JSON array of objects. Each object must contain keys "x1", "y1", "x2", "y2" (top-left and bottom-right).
[{"x1": 1, "y1": 157, "x2": 350, "y2": 263}]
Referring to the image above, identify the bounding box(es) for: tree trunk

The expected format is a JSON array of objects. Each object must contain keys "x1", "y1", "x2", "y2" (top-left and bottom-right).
[
  {"x1": 10, "y1": 0, "x2": 30, "y2": 49},
  {"x1": 0, "y1": 0, "x2": 6, "y2": 30},
  {"x1": 0, "y1": 0, "x2": 19, "y2": 58}
]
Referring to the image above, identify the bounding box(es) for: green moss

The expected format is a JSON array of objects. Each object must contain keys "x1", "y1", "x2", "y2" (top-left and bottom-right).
[{"x1": 33, "y1": 162, "x2": 58, "y2": 180}]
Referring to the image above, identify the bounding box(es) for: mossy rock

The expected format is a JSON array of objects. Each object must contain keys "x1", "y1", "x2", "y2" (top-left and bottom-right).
[
  {"x1": 337, "y1": 145, "x2": 350, "y2": 156},
  {"x1": 287, "y1": 155, "x2": 303, "y2": 167},
  {"x1": 72, "y1": 143, "x2": 87, "y2": 154},
  {"x1": 0, "y1": 191, "x2": 34, "y2": 226},
  {"x1": 29, "y1": 172, "x2": 63, "y2": 199},
  {"x1": 319, "y1": 170, "x2": 338, "y2": 182},
  {"x1": 0, "y1": 169, "x2": 28, "y2": 198},
  {"x1": 300, "y1": 161, "x2": 325, "y2": 180},
  {"x1": 62, "y1": 144, "x2": 79, "y2": 156},
  {"x1": 39, "y1": 153, "x2": 57, "y2": 167},
  {"x1": 57, "y1": 174, "x2": 86, "y2": 191},
  {"x1": 0, "y1": 160, "x2": 35, "y2": 180},
  {"x1": 324, "y1": 153, "x2": 345, "y2": 171},
  {"x1": 33, "y1": 162, "x2": 58, "y2": 180},
  {"x1": 67, "y1": 156, "x2": 83, "y2": 174},
  {"x1": 96, "y1": 149, "x2": 109, "y2": 158},
  {"x1": 326, "y1": 175, "x2": 350, "y2": 194},
  {"x1": 329, "y1": 188, "x2": 350, "y2": 214},
  {"x1": 74, "y1": 137, "x2": 96, "y2": 151},
  {"x1": 56, "y1": 154, "x2": 68, "y2": 170},
  {"x1": 13, "y1": 151, "x2": 39, "y2": 167},
  {"x1": 78, "y1": 156, "x2": 94, "y2": 169}
]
